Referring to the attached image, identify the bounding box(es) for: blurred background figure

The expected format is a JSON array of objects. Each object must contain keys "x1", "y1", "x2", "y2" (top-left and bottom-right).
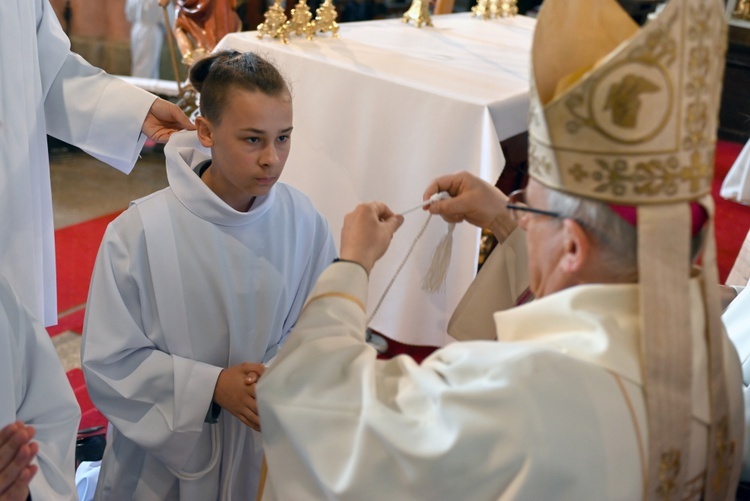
[
  {"x1": 170, "y1": 0, "x2": 241, "y2": 66},
  {"x1": 126, "y1": 0, "x2": 175, "y2": 79}
]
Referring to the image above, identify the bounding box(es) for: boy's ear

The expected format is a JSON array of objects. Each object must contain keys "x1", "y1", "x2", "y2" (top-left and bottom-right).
[{"x1": 195, "y1": 116, "x2": 214, "y2": 148}]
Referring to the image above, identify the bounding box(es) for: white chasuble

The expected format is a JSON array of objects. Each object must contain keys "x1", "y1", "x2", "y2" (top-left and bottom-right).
[
  {"x1": 257, "y1": 260, "x2": 743, "y2": 500},
  {"x1": 0, "y1": 0, "x2": 157, "y2": 326},
  {"x1": 81, "y1": 131, "x2": 336, "y2": 499},
  {"x1": 0, "y1": 276, "x2": 80, "y2": 500}
]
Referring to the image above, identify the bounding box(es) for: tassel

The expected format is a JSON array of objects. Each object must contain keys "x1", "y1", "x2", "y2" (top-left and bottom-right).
[{"x1": 422, "y1": 222, "x2": 455, "y2": 293}]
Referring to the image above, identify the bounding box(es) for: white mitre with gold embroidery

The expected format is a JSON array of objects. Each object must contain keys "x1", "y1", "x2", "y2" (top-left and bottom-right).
[
  {"x1": 528, "y1": 0, "x2": 741, "y2": 499},
  {"x1": 529, "y1": 0, "x2": 725, "y2": 203}
]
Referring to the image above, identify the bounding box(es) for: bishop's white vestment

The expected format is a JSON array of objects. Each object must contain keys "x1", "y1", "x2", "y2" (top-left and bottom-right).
[
  {"x1": 0, "y1": 0, "x2": 158, "y2": 326},
  {"x1": 81, "y1": 131, "x2": 336, "y2": 499},
  {"x1": 257, "y1": 234, "x2": 744, "y2": 500},
  {"x1": 0, "y1": 276, "x2": 80, "y2": 500}
]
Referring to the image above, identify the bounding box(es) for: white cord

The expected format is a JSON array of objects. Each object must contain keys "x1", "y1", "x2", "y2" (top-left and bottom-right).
[
  {"x1": 167, "y1": 423, "x2": 221, "y2": 481},
  {"x1": 399, "y1": 191, "x2": 450, "y2": 216},
  {"x1": 367, "y1": 191, "x2": 451, "y2": 324}
]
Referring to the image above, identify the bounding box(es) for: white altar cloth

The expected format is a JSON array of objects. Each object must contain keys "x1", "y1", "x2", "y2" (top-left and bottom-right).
[{"x1": 216, "y1": 13, "x2": 535, "y2": 346}]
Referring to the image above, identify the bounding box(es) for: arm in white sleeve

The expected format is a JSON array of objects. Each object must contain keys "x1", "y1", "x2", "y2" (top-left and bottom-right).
[
  {"x1": 0, "y1": 277, "x2": 79, "y2": 500},
  {"x1": 258, "y1": 262, "x2": 530, "y2": 500},
  {"x1": 35, "y1": 0, "x2": 156, "y2": 173}
]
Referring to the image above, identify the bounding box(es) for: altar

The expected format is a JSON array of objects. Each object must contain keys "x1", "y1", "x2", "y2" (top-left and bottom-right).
[{"x1": 216, "y1": 12, "x2": 535, "y2": 346}]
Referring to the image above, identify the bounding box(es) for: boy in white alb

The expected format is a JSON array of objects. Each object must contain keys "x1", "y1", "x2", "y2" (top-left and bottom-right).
[{"x1": 81, "y1": 51, "x2": 337, "y2": 499}]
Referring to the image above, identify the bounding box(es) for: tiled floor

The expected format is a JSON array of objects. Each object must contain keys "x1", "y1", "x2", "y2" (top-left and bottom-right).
[
  {"x1": 50, "y1": 142, "x2": 168, "y2": 369},
  {"x1": 50, "y1": 142, "x2": 168, "y2": 229}
]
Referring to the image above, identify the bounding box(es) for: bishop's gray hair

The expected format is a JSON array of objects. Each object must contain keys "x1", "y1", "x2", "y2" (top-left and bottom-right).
[
  {"x1": 544, "y1": 188, "x2": 639, "y2": 281},
  {"x1": 543, "y1": 187, "x2": 706, "y2": 282}
]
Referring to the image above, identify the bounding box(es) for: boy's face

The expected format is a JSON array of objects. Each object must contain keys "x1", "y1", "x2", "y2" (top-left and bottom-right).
[{"x1": 196, "y1": 87, "x2": 293, "y2": 212}]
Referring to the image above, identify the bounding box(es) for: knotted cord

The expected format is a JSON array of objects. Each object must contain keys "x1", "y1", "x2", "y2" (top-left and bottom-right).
[{"x1": 367, "y1": 191, "x2": 451, "y2": 324}]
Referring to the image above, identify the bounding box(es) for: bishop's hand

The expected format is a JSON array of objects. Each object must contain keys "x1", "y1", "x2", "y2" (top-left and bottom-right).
[
  {"x1": 340, "y1": 202, "x2": 404, "y2": 275},
  {"x1": 424, "y1": 171, "x2": 516, "y2": 242}
]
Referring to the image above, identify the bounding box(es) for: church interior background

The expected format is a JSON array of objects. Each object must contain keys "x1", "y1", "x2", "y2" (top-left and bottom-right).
[{"x1": 43, "y1": 0, "x2": 750, "y2": 464}]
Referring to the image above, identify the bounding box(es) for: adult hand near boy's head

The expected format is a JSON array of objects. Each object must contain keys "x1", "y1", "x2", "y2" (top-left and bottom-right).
[
  {"x1": 0, "y1": 422, "x2": 38, "y2": 501},
  {"x1": 141, "y1": 98, "x2": 196, "y2": 144}
]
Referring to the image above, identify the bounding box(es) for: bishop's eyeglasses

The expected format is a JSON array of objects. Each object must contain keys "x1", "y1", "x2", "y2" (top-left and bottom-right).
[{"x1": 506, "y1": 189, "x2": 566, "y2": 223}]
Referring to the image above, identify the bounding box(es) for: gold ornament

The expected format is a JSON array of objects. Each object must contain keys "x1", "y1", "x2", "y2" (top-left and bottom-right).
[
  {"x1": 494, "y1": 0, "x2": 518, "y2": 17},
  {"x1": 470, "y1": 0, "x2": 493, "y2": 20},
  {"x1": 287, "y1": 0, "x2": 314, "y2": 39},
  {"x1": 734, "y1": 0, "x2": 750, "y2": 20},
  {"x1": 401, "y1": 0, "x2": 433, "y2": 27},
  {"x1": 257, "y1": 0, "x2": 290, "y2": 44},
  {"x1": 180, "y1": 47, "x2": 209, "y2": 66},
  {"x1": 312, "y1": 0, "x2": 339, "y2": 38},
  {"x1": 471, "y1": 0, "x2": 517, "y2": 20}
]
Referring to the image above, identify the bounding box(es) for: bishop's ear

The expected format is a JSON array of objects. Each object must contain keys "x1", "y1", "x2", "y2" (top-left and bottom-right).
[
  {"x1": 559, "y1": 218, "x2": 592, "y2": 274},
  {"x1": 195, "y1": 116, "x2": 214, "y2": 148}
]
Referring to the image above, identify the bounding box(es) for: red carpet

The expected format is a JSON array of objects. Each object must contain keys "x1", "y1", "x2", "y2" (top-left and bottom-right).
[
  {"x1": 713, "y1": 141, "x2": 750, "y2": 283},
  {"x1": 51, "y1": 141, "x2": 750, "y2": 427},
  {"x1": 51, "y1": 211, "x2": 120, "y2": 432},
  {"x1": 54, "y1": 211, "x2": 121, "y2": 318}
]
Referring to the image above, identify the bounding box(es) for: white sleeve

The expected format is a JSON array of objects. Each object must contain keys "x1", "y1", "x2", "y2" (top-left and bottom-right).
[
  {"x1": 81, "y1": 222, "x2": 222, "y2": 471},
  {"x1": 0, "y1": 278, "x2": 80, "y2": 501},
  {"x1": 36, "y1": 0, "x2": 156, "y2": 174},
  {"x1": 43, "y1": 54, "x2": 156, "y2": 173},
  {"x1": 721, "y1": 139, "x2": 750, "y2": 205},
  {"x1": 258, "y1": 263, "x2": 531, "y2": 500}
]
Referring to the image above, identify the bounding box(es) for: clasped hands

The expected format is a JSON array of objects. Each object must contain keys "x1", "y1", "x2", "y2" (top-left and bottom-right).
[
  {"x1": 213, "y1": 362, "x2": 265, "y2": 432},
  {"x1": 0, "y1": 422, "x2": 37, "y2": 501}
]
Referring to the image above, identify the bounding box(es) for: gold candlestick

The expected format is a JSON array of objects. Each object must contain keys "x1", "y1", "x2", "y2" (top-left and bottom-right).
[
  {"x1": 495, "y1": 0, "x2": 518, "y2": 17},
  {"x1": 401, "y1": 0, "x2": 432, "y2": 27},
  {"x1": 470, "y1": 0, "x2": 493, "y2": 20},
  {"x1": 471, "y1": 0, "x2": 517, "y2": 19},
  {"x1": 257, "y1": 0, "x2": 290, "y2": 43},
  {"x1": 287, "y1": 0, "x2": 314, "y2": 39},
  {"x1": 312, "y1": 0, "x2": 339, "y2": 38},
  {"x1": 734, "y1": 0, "x2": 750, "y2": 20}
]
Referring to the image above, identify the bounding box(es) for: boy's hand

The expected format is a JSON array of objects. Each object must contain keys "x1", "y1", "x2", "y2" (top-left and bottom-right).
[{"x1": 213, "y1": 363, "x2": 266, "y2": 431}]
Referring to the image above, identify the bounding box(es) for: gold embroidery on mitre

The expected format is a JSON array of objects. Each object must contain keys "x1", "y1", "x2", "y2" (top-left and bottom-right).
[
  {"x1": 657, "y1": 448, "x2": 681, "y2": 500},
  {"x1": 562, "y1": 11, "x2": 677, "y2": 146},
  {"x1": 528, "y1": 0, "x2": 725, "y2": 204},
  {"x1": 604, "y1": 75, "x2": 661, "y2": 128},
  {"x1": 710, "y1": 416, "x2": 737, "y2": 494},
  {"x1": 529, "y1": 144, "x2": 554, "y2": 179},
  {"x1": 562, "y1": 151, "x2": 714, "y2": 199}
]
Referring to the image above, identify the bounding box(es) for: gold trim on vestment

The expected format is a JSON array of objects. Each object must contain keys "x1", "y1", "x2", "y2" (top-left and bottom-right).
[
  {"x1": 304, "y1": 292, "x2": 366, "y2": 314},
  {"x1": 611, "y1": 372, "x2": 647, "y2": 500}
]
